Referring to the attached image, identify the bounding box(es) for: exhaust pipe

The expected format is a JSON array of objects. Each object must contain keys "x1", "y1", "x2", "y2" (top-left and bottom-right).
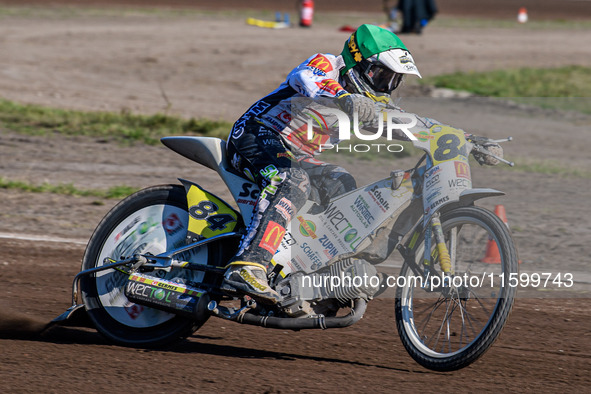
[{"x1": 208, "y1": 299, "x2": 367, "y2": 330}]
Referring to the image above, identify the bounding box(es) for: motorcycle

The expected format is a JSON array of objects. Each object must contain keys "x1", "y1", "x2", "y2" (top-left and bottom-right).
[{"x1": 53, "y1": 123, "x2": 518, "y2": 372}]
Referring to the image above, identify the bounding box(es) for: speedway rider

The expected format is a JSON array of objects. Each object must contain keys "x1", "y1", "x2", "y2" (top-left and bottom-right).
[{"x1": 221, "y1": 24, "x2": 498, "y2": 304}]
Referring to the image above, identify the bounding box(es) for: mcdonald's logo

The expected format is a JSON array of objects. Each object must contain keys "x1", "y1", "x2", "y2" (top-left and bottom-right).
[
  {"x1": 315, "y1": 79, "x2": 345, "y2": 96},
  {"x1": 307, "y1": 54, "x2": 333, "y2": 73},
  {"x1": 258, "y1": 221, "x2": 286, "y2": 254},
  {"x1": 454, "y1": 161, "x2": 471, "y2": 179}
]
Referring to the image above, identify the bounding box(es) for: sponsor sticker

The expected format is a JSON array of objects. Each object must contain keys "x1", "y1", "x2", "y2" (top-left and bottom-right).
[
  {"x1": 425, "y1": 174, "x2": 440, "y2": 190},
  {"x1": 277, "y1": 110, "x2": 292, "y2": 123},
  {"x1": 350, "y1": 195, "x2": 374, "y2": 228},
  {"x1": 412, "y1": 131, "x2": 435, "y2": 142},
  {"x1": 162, "y1": 213, "x2": 183, "y2": 236},
  {"x1": 367, "y1": 185, "x2": 390, "y2": 212},
  {"x1": 315, "y1": 79, "x2": 345, "y2": 96},
  {"x1": 274, "y1": 197, "x2": 295, "y2": 221},
  {"x1": 259, "y1": 221, "x2": 286, "y2": 254},
  {"x1": 348, "y1": 33, "x2": 362, "y2": 62},
  {"x1": 454, "y1": 161, "x2": 471, "y2": 179},
  {"x1": 297, "y1": 216, "x2": 318, "y2": 239},
  {"x1": 319, "y1": 234, "x2": 338, "y2": 259},
  {"x1": 399, "y1": 55, "x2": 412, "y2": 64},
  {"x1": 307, "y1": 54, "x2": 333, "y2": 72}
]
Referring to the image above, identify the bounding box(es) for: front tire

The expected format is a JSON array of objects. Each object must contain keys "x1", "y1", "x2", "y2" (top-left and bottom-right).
[
  {"x1": 395, "y1": 206, "x2": 518, "y2": 371},
  {"x1": 80, "y1": 184, "x2": 226, "y2": 347}
]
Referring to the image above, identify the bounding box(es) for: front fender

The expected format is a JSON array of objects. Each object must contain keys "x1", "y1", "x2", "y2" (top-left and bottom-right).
[
  {"x1": 439, "y1": 188, "x2": 505, "y2": 214},
  {"x1": 458, "y1": 188, "x2": 505, "y2": 204}
]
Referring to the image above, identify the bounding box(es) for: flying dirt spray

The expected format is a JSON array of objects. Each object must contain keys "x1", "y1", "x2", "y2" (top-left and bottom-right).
[{"x1": 0, "y1": 305, "x2": 49, "y2": 338}]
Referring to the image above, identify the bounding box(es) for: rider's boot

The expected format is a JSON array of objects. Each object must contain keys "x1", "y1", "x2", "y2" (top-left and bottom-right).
[{"x1": 221, "y1": 261, "x2": 281, "y2": 305}]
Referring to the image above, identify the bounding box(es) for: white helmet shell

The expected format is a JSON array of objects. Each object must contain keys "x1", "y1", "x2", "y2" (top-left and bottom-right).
[{"x1": 372, "y1": 48, "x2": 422, "y2": 78}]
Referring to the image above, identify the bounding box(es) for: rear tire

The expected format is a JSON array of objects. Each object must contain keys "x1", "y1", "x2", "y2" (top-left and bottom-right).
[
  {"x1": 80, "y1": 184, "x2": 228, "y2": 347},
  {"x1": 395, "y1": 206, "x2": 518, "y2": 371}
]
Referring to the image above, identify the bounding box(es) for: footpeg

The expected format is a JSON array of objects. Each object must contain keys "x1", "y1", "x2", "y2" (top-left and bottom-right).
[{"x1": 207, "y1": 299, "x2": 256, "y2": 320}]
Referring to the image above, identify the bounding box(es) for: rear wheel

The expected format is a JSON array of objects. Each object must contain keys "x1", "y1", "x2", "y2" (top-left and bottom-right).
[
  {"x1": 80, "y1": 184, "x2": 229, "y2": 347},
  {"x1": 395, "y1": 206, "x2": 518, "y2": 371}
]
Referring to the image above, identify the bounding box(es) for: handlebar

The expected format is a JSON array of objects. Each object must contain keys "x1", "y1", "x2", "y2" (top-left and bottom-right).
[
  {"x1": 471, "y1": 143, "x2": 514, "y2": 167},
  {"x1": 467, "y1": 135, "x2": 515, "y2": 167}
]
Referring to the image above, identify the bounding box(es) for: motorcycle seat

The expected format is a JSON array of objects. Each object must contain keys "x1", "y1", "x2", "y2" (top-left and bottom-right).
[{"x1": 161, "y1": 136, "x2": 230, "y2": 173}]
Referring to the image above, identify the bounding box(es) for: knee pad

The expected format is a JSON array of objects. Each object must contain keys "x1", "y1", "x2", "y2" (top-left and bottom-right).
[
  {"x1": 322, "y1": 166, "x2": 357, "y2": 200},
  {"x1": 284, "y1": 166, "x2": 312, "y2": 198}
]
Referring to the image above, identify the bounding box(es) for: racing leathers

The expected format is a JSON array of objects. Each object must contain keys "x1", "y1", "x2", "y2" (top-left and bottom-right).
[
  {"x1": 224, "y1": 52, "x2": 429, "y2": 301},
  {"x1": 226, "y1": 53, "x2": 360, "y2": 276}
]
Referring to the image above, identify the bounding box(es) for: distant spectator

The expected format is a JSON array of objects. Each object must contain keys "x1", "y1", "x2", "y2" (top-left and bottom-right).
[
  {"x1": 383, "y1": 0, "x2": 438, "y2": 34},
  {"x1": 398, "y1": 0, "x2": 438, "y2": 34}
]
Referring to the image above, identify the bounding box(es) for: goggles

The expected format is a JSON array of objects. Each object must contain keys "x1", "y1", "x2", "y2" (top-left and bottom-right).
[{"x1": 362, "y1": 62, "x2": 404, "y2": 93}]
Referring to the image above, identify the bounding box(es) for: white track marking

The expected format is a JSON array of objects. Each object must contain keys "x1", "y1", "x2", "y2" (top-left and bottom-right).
[{"x1": 0, "y1": 232, "x2": 87, "y2": 245}]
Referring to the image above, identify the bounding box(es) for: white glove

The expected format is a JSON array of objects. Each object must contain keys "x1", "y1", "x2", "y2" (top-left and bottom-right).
[
  {"x1": 337, "y1": 94, "x2": 378, "y2": 124},
  {"x1": 473, "y1": 142, "x2": 503, "y2": 166}
]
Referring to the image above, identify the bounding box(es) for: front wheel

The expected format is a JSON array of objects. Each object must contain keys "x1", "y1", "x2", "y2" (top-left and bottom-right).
[
  {"x1": 80, "y1": 184, "x2": 229, "y2": 347},
  {"x1": 395, "y1": 206, "x2": 518, "y2": 371}
]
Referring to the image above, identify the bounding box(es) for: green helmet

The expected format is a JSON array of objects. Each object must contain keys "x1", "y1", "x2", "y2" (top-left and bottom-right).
[{"x1": 341, "y1": 24, "x2": 421, "y2": 98}]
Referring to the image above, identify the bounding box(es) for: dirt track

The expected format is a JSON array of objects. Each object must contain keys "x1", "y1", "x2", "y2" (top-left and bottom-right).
[
  {"x1": 0, "y1": 1, "x2": 590, "y2": 392},
  {"x1": 0, "y1": 238, "x2": 589, "y2": 393}
]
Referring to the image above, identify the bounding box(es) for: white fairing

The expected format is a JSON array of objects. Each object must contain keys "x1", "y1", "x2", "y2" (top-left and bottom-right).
[{"x1": 272, "y1": 178, "x2": 414, "y2": 275}]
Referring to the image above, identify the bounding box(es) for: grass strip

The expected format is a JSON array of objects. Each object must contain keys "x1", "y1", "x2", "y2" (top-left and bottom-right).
[
  {"x1": 474, "y1": 157, "x2": 591, "y2": 179},
  {"x1": 423, "y1": 66, "x2": 591, "y2": 98},
  {"x1": 431, "y1": 16, "x2": 591, "y2": 30},
  {"x1": 0, "y1": 177, "x2": 137, "y2": 199},
  {"x1": 0, "y1": 99, "x2": 232, "y2": 144},
  {"x1": 504, "y1": 159, "x2": 591, "y2": 178}
]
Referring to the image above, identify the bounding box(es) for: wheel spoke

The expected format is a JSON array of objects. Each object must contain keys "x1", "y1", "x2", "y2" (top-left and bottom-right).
[
  {"x1": 417, "y1": 296, "x2": 447, "y2": 343},
  {"x1": 431, "y1": 295, "x2": 454, "y2": 350}
]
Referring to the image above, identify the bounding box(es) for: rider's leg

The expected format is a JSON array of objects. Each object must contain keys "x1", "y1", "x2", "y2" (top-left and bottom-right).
[
  {"x1": 223, "y1": 122, "x2": 310, "y2": 304},
  {"x1": 298, "y1": 157, "x2": 357, "y2": 204}
]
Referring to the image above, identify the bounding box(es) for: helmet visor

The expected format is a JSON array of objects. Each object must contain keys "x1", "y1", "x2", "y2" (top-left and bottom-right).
[{"x1": 363, "y1": 63, "x2": 404, "y2": 93}]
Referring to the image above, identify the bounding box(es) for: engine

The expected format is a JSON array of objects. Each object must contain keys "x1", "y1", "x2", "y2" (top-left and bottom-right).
[{"x1": 275, "y1": 258, "x2": 380, "y2": 317}]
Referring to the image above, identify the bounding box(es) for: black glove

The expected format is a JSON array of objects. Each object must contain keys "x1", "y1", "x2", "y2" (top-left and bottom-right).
[{"x1": 337, "y1": 94, "x2": 378, "y2": 124}]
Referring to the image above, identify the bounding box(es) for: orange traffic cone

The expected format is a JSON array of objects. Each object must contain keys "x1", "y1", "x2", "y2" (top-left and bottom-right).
[
  {"x1": 496, "y1": 205, "x2": 509, "y2": 228},
  {"x1": 518, "y1": 7, "x2": 528, "y2": 23},
  {"x1": 482, "y1": 205, "x2": 508, "y2": 264},
  {"x1": 482, "y1": 237, "x2": 501, "y2": 264}
]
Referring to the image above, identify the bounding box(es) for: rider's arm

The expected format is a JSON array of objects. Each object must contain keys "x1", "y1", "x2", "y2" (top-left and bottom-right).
[
  {"x1": 374, "y1": 107, "x2": 504, "y2": 165},
  {"x1": 286, "y1": 53, "x2": 349, "y2": 100},
  {"x1": 371, "y1": 105, "x2": 443, "y2": 141}
]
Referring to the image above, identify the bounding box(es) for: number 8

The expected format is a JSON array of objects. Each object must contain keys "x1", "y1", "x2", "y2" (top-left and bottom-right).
[
  {"x1": 434, "y1": 134, "x2": 461, "y2": 161},
  {"x1": 190, "y1": 200, "x2": 218, "y2": 220}
]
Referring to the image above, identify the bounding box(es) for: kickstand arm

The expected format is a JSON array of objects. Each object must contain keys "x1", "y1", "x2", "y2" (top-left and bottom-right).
[{"x1": 70, "y1": 255, "x2": 142, "y2": 306}]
